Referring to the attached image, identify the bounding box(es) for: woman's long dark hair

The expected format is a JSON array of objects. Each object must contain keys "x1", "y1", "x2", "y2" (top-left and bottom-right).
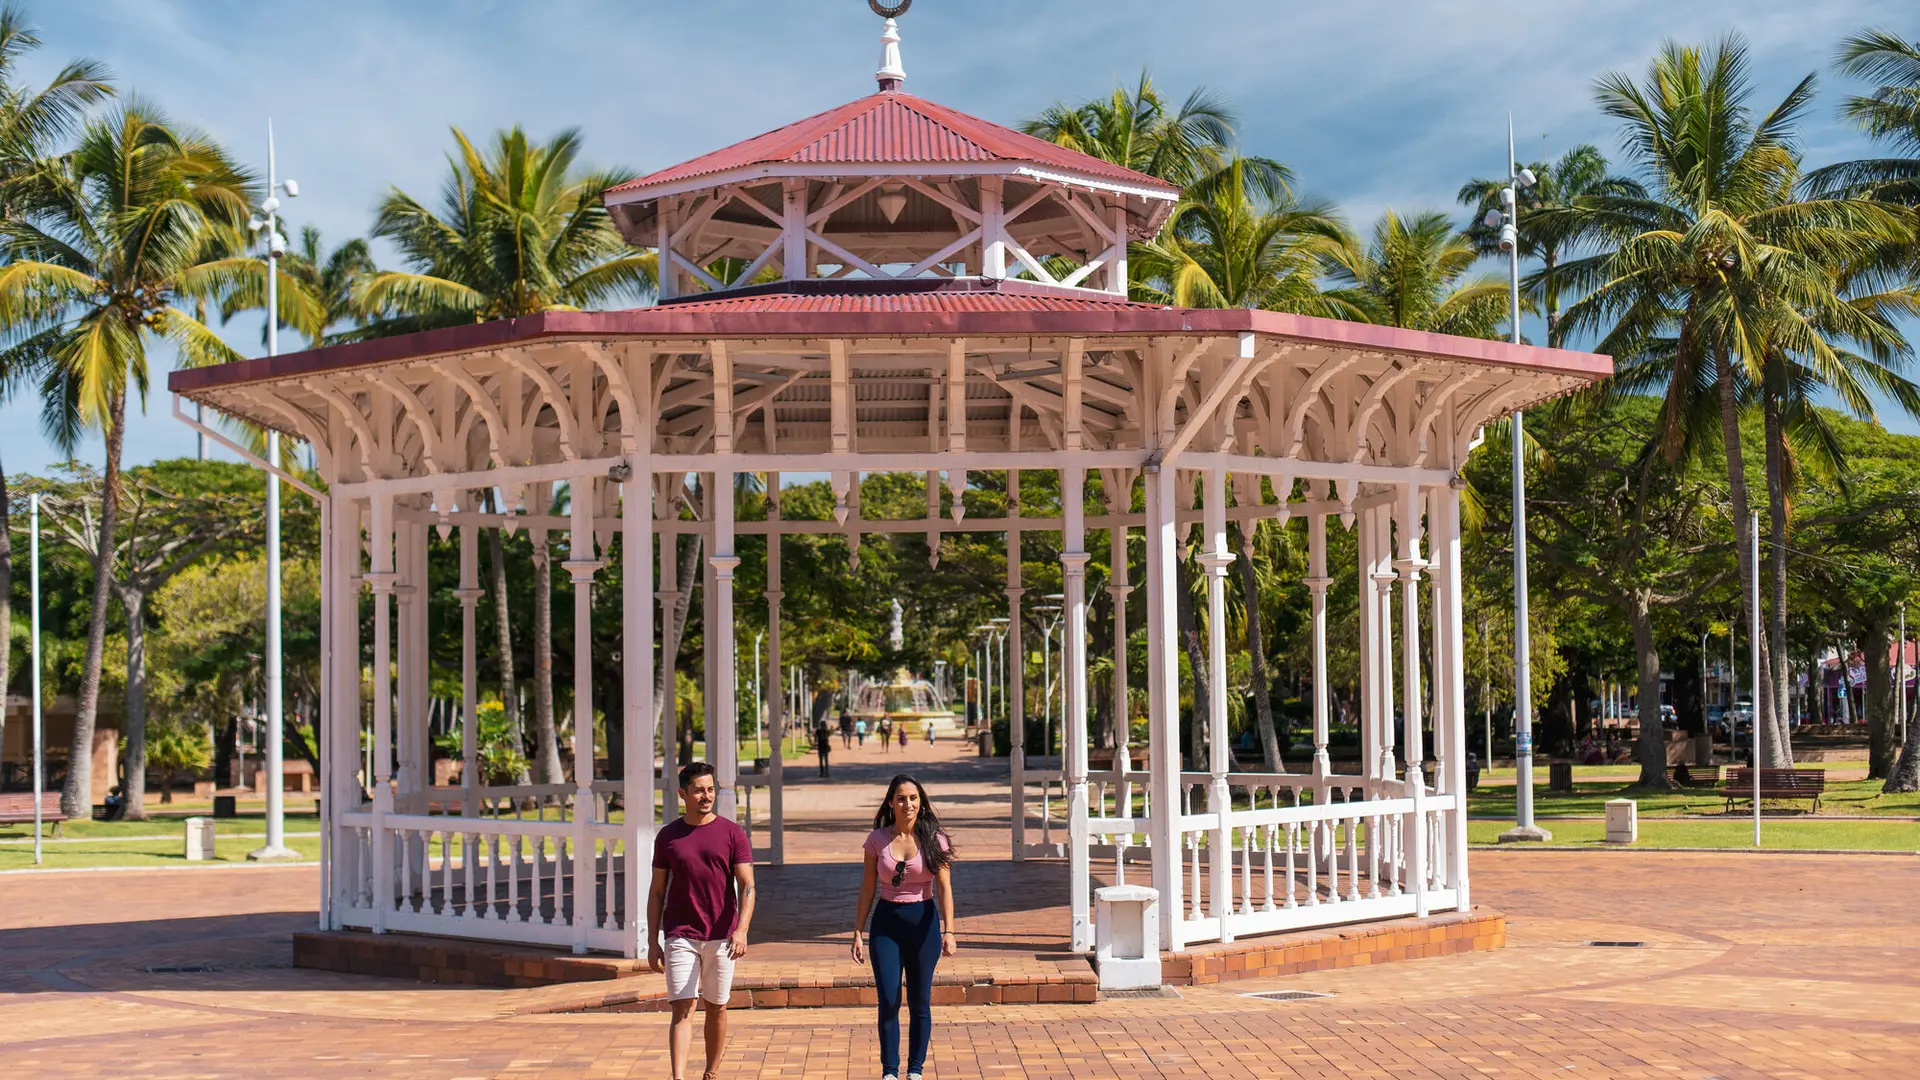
[{"x1": 873, "y1": 773, "x2": 955, "y2": 873}]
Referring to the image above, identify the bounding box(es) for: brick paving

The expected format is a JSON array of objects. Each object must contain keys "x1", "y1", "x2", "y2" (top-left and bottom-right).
[{"x1": 3, "y1": 733, "x2": 1918, "y2": 1077}]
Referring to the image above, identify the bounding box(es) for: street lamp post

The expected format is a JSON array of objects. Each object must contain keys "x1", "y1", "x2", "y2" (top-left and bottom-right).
[
  {"x1": 249, "y1": 120, "x2": 300, "y2": 862},
  {"x1": 1492, "y1": 117, "x2": 1549, "y2": 843}
]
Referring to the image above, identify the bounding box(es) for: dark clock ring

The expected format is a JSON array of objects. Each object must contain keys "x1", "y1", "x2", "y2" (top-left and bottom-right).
[{"x1": 869, "y1": 0, "x2": 912, "y2": 18}]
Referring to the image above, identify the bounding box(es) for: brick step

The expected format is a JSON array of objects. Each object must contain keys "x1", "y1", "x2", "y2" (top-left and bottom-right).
[
  {"x1": 1164, "y1": 908, "x2": 1506, "y2": 986},
  {"x1": 533, "y1": 972, "x2": 1098, "y2": 1013}
]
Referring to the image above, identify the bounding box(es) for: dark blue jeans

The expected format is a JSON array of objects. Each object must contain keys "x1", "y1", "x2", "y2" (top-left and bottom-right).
[{"x1": 869, "y1": 898, "x2": 940, "y2": 1075}]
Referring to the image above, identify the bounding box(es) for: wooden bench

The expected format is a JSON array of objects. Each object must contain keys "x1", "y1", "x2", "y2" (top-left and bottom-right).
[
  {"x1": 0, "y1": 792, "x2": 67, "y2": 836},
  {"x1": 1720, "y1": 767, "x2": 1825, "y2": 813}
]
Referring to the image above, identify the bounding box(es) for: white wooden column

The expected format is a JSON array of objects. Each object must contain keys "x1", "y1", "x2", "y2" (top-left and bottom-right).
[
  {"x1": 1063, "y1": 486, "x2": 1092, "y2": 950},
  {"x1": 456, "y1": 523, "x2": 484, "y2": 817},
  {"x1": 327, "y1": 495, "x2": 365, "y2": 925},
  {"x1": 1370, "y1": 505, "x2": 1398, "y2": 786},
  {"x1": 1306, "y1": 508, "x2": 1333, "y2": 805},
  {"x1": 1199, "y1": 467, "x2": 1234, "y2": 944},
  {"x1": 710, "y1": 341, "x2": 740, "y2": 821},
  {"x1": 1438, "y1": 482, "x2": 1472, "y2": 907},
  {"x1": 367, "y1": 494, "x2": 396, "y2": 933},
  {"x1": 564, "y1": 480, "x2": 604, "y2": 953},
  {"x1": 1107, "y1": 515, "x2": 1134, "y2": 876},
  {"x1": 1143, "y1": 461, "x2": 1184, "y2": 949},
  {"x1": 1396, "y1": 484, "x2": 1429, "y2": 915},
  {"x1": 393, "y1": 519, "x2": 424, "y2": 814},
  {"x1": 1398, "y1": 484, "x2": 1427, "y2": 784},
  {"x1": 1007, "y1": 420, "x2": 1027, "y2": 859},
  {"x1": 623, "y1": 420, "x2": 657, "y2": 957},
  {"x1": 657, "y1": 478, "x2": 680, "y2": 821},
  {"x1": 981, "y1": 175, "x2": 1007, "y2": 279},
  {"x1": 766, "y1": 473, "x2": 785, "y2": 866}
]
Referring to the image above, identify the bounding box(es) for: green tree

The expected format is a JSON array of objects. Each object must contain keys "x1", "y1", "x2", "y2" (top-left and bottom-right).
[
  {"x1": 0, "y1": 101, "x2": 279, "y2": 816},
  {"x1": 1021, "y1": 72, "x2": 1284, "y2": 194},
  {"x1": 1323, "y1": 208, "x2": 1513, "y2": 337},
  {"x1": 1550, "y1": 36, "x2": 1916, "y2": 767},
  {"x1": 144, "y1": 718, "x2": 211, "y2": 805},
  {"x1": 1806, "y1": 29, "x2": 1920, "y2": 206},
  {"x1": 1457, "y1": 143, "x2": 1645, "y2": 346},
  {"x1": 0, "y1": 2, "x2": 111, "y2": 767},
  {"x1": 355, "y1": 125, "x2": 653, "y2": 333}
]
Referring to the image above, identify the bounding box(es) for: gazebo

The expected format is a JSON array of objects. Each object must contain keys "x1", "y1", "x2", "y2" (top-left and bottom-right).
[{"x1": 170, "y1": 15, "x2": 1607, "y2": 957}]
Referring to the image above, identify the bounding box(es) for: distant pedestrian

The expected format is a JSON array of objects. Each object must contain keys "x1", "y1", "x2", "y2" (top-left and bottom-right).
[
  {"x1": 923, "y1": 723, "x2": 935, "y2": 746},
  {"x1": 879, "y1": 719, "x2": 892, "y2": 753},
  {"x1": 852, "y1": 774, "x2": 957, "y2": 1080},
  {"x1": 897, "y1": 724, "x2": 907, "y2": 749},
  {"x1": 856, "y1": 718, "x2": 868, "y2": 746},
  {"x1": 840, "y1": 710, "x2": 855, "y2": 749},
  {"x1": 815, "y1": 721, "x2": 833, "y2": 778},
  {"x1": 647, "y1": 762, "x2": 756, "y2": 1080}
]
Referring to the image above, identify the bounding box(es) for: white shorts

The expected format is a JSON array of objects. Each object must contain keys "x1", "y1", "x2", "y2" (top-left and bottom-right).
[{"x1": 665, "y1": 936, "x2": 735, "y2": 1004}]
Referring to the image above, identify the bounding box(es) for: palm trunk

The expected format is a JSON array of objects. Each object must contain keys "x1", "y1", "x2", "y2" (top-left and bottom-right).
[
  {"x1": 1760, "y1": 370, "x2": 1794, "y2": 767},
  {"x1": 63, "y1": 388, "x2": 125, "y2": 819},
  {"x1": 484, "y1": 511, "x2": 530, "y2": 786},
  {"x1": 1711, "y1": 348, "x2": 1778, "y2": 764},
  {"x1": 119, "y1": 587, "x2": 149, "y2": 819},
  {"x1": 1233, "y1": 523, "x2": 1282, "y2": 771},
  {"x1": 1629, "y1": 591, "x2": 1673, "y2": 788},
  {"x1": 531, "y1": 535, "x2": 562, "y2": 783},
  {"x1": 1859, "y1": 620, "x2": 1899, "y2": 779}
]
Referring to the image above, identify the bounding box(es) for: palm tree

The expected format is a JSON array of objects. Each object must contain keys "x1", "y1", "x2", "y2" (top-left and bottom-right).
[
  {"x1": 0, "y1": 101, "x2": 263, "y2": 816},
  {"x1": 357, "y1": 125, "x2": 652, "y2": 783},
  {"x1": 1322, "y1": 209, "x2": 1513, "y2": 337},
  {"x1": 1022, "y1": 72, "x2": 1287, "y2": 196},
  {"x1": 1805, "y1": 29, "x2": 1920, "y2": 206},
  {"x1": 355, "y1": 125, "x2": 653, "y2": 335},
  {"x1": 1130, "y1": 158, "x2": 1358, "y2": 317},
  {"x1": 223, "y1": 225, "x2": 375, "y2": 346},
  {"x1": 1458, "y1": 144, "x2": 1645, "y2": 346},
  {"x1": 0, "y1": 3, "x2": 110, "y2": 768},
  {"x1": 1548, "y1": 37, "x2": 1917, "y2": 767}
]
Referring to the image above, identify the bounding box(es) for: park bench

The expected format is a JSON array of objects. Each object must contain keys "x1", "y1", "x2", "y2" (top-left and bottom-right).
[
  {"x1": 1720, "y1": 767, "x2": 1825, "y2": 813},
  {"x1": 0, "y1": 792, "x2": 67, "y2": 836}
]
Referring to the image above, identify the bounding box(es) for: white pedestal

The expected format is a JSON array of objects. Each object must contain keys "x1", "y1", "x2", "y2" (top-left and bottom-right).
[
  {"x1": 185, "y1": 817, "x2": 216, "y2": 861},
  {"x1": 1604, "y1": 798, "x2": 1637, "y2": 844},
  {"x1": 1094, "y1": 884, "x2": 1160, "y2": 990}
]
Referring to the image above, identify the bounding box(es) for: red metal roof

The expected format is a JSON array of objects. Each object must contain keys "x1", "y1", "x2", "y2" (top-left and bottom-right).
[
  {"x1": 607, "y1": 92, "x2": 1181, "y2": 198},
  {"x1": 168, "y1": 282, "x2": 1612, "y2": 397}
]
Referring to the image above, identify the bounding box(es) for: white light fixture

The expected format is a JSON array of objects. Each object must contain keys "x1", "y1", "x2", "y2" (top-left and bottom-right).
[
  {"x1": 877, "y1": 183, "x2": 907, "y2": 223},
  {"x1": 1518, "y1": 167, "x2": 1537, "y2": 188},
  {"x1": 1498, "y1": 223, "x2": 1518, "y2": 253},
  {"x1": 1482, "y1": 208, "x2": 1502, "y2": 229},
  {"x1": 282, "y1": 178, "x2": 299, "y2": 197}
]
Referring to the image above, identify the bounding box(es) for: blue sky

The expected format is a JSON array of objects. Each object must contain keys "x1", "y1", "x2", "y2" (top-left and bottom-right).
[{"x1": 10, "y1": 0, "x2": 1917, "y2": 474}]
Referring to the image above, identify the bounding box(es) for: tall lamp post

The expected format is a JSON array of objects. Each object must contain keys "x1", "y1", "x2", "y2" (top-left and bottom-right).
[
  {"x1": 248, "y1": 120, "x2": 301, "y2": 862},
  {"x1": 1491, "y1": 117, "x2": 1550, "y2": 843}
]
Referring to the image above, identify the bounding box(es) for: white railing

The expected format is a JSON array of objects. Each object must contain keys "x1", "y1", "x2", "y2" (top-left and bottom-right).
[
  {"x1": 1172, "y1": 784, "x2": 1460, "y2": 946},
  {"x1": 335, "y1": 803, "x2": 635, "y2": 954}
]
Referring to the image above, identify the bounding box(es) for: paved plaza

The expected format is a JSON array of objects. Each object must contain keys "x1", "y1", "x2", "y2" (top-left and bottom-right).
[{"x1": 3, "y1": 738, "x2": 1918, "y2": 1078}]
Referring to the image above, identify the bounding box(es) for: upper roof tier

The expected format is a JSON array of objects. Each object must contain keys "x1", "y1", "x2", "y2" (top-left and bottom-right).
[{"x1": 604, "y1": 18, "x2": 1177, "y2": 300}]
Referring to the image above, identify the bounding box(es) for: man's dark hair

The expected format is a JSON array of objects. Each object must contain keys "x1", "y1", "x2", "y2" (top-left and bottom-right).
[{"x1": 678, "y1": 761, "x2": 716, "y2": 789}]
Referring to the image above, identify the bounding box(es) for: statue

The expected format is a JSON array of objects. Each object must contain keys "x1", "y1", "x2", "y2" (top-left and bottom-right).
[{"x1": 890, "y1": 597, "x2": 904, "y2": 652}]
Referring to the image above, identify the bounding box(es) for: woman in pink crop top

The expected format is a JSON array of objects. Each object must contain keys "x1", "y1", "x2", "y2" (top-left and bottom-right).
[{"x1": 851, "y1": 774, "x2": 956, "y2": 1080}]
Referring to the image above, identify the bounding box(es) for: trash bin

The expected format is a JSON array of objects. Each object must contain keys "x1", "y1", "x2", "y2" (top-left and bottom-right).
[
  {"x1": 1094, "y1": 884, "x2": 1161, "y2": 990},
  {"x1": 212, "y1": 794, "x2": 238, "y2": 819},
  {"x1": 185, "y1": 817, "x2": 216, "y2": 861},
  {"x1": 1548, "y1": 760, "x2": 1574, "y2": 792},
  {"x1": 977, "y1": 729, "x2": 992, "y2": 757}
]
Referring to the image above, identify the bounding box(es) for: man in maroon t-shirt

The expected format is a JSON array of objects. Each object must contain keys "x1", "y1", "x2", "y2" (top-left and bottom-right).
[{"x1": 648, "y1": 761, "x2": 755, "y2": 1080}]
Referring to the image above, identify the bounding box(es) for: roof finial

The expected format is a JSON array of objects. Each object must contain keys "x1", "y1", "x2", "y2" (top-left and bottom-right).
[{"x1": 871, "y1": 0, "x2": 909, "y2": 92}]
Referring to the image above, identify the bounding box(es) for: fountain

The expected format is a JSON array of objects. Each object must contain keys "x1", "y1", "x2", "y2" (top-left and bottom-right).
[{"x1": 850, "y1": 668, "x2": 960, "y2": 734}]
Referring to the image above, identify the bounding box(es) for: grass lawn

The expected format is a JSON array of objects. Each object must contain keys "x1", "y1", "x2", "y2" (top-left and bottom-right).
[
  {"x1": 1466, "y1": 818, "x2": 1919, "y2": 850},
  {"x1": 0, "y1": 811, "x2": 323, "y2": 842},
  {"x1": 1467, "y1": 777, "x2": 1920, "y2": 818},
  {"x1": 0, "y1": 834, "x2": 323, "y2": 871}
]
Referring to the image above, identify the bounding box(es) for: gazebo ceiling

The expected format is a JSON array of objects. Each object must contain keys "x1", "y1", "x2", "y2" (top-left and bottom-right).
[{"x1": 168, "y1": 279, "x2": 1609, "y2": 486}]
